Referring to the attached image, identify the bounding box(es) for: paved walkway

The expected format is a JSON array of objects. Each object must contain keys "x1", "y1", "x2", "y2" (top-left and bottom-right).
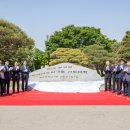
[{"x1": 0, "y1": 106, "x2": 130, "y2": 130}]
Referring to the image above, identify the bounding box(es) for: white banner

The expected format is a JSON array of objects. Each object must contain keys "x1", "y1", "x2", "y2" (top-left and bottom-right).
[{"x1": 28, "y1": 80, "x2": 104, "y2": 93}]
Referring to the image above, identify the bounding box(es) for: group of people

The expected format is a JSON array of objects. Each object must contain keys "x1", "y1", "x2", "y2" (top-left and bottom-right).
[
  {"x1": 104, "y1": 59, "x2": 130, "y2": 97},
  {"x1": 0, "y1": 60, "x2": 30, "y2": 96},
  {"x1": 1, "y1": 58, "x2": 130, "y2": 98}
]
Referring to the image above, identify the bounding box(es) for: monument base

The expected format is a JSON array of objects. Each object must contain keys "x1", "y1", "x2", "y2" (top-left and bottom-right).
[{"x1": 28, "y1": 81, "x2": 104, "y2": 93}]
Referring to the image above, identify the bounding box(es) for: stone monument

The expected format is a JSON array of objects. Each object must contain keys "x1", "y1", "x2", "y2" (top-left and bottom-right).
[{"x1": 29, "y1": 63, "x2": 103, "y2": 82}]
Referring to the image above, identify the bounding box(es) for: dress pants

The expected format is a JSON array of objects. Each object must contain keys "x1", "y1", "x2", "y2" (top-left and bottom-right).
[
  {"x1": 126, "y1": 81, "x2": 130, "y2": 97},
  {"x1": 0, "y1": 78, "x2": 4, "y2": 96},
  {"x1": 112, "y1": 78, "x2": 116, "y2": 92},
  {"x1": 4, "y1": 78, "x2": 10, "y2": 95},
  {"x1": 123, "y1": 81, "x2": 128, "y2": 96},
  {"x1": 22, "y1": 74, "x2": 29, "y2": 91},
  {"x1": 105, "y1": 78, "x2": 111, "y2": 91},
  {"x1": 13, "y1": 77, "x2": 20, "y2": 93},
  {"x1": 117, "y1": 78, "x2": 122, "y2": 94}
]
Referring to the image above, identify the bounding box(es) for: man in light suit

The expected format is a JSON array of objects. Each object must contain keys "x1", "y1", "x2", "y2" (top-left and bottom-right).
[
  {"x1": 0, "y1": 60, "x2": 5, "y2": 96},
  {"x1": 104, "y1": 61, "x2": 112, "y2": 91},
  {"x1": 20, "y1": 61, "x2": 30, "y2": 92}
]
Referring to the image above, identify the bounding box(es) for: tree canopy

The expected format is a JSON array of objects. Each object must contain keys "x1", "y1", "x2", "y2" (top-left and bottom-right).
[
  {"x1": 116, "y1": 31, "x2": 130, "y2": 61},
  {"x1": 0, "y1": 19, "x2": 126, "y2": 74},
  {"x1": 0, "y1": 19, "x2": 34, "y2": 63},
  {"x1": 83, "y1": 44, "x2": 113, "y2": 76},
  {"x1": 30, "y1": 48, "x2": 49, "y2": 70},
  {"x1": 49, "y1": 48, "x2": 88, "y2": 66},
  {"x1": 45, "y1": 25, "x2": 115, "y2": 53}
]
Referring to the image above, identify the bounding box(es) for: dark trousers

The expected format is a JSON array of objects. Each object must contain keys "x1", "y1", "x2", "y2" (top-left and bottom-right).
[
  {"x1": 13, "y1": 78, "x2": 20, "y2": 93},
  {"x1": 0, "y1": 78, "x2": 4, "y2": 96},
  {"x1": 112, "y1": 78, "x2": 119, "y2": 92},
  {"x1": 4, "y1": 78, "x2": 10, "y2": 95},
  {"x1": 126, "y1": 81, "x2": 130, "y2": 97},
  {"x1": 22, "y1": 74, "x2": 29, "y2": 91},
  {"x1": 112, "y1": 78, "x2": 116, "y2": 91},
  {"x1": 117, "y1": 78, "x2": 123, "y2": 94},
  {"x1": 123, "y1": 81, "x2": 128, "y2": 96},
  {"x1": 105, "y1": 78, "x2": 111, "y2": 91}
]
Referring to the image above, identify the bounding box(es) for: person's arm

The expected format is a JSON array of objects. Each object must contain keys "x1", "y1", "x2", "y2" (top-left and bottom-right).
[
  {"x1": 117, "y1": 65, "x2": 123, "y2": 73},
  {"x1": 0, "y1": 66, "x2": 5, "y2": 72},
  {"x1": 126, "y1": 68, "x2": 130, "y2": 75},
  {"x1": 9, "y1": 66, "x2": 13, "y2": 72},
  {"x1": 0, "y1": 67, "x2": 2, "y2": 72},
  {"x1": 110, "y1": 66, "x2": 113, "y2": 73}
]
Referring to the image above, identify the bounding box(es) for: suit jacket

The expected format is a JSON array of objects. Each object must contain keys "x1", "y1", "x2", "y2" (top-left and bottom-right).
[
  {"x1": 0, "y1": 65, "x2": 5, "y2": 79},
  {"x1": 111, "y1": 65, "x2": 124, "y2": 79},
  {"x1": 122, "y1": 66, "x2": 127, "y2": 81},
  {"x1": 124, "y1": 66, "x2": 130, "y2": 82},
  {"x1": 4, "y1": 65, "x2": 11, "y2": 79},
  {"x1": 117, "y1": 65, "x2": 125, "y2": 79},
  {"x1": 12, "y1": 66, "x2": 20, "y2": 79},
  {"x1": 20, "y1": 65, "x2": 30, "y2": 78},
  {"x1": 104, "y1": 65, "x2": 112, "y2": 79},
  {"x1": 111, "y1": 65, "x2": 118, "y2": 79}
]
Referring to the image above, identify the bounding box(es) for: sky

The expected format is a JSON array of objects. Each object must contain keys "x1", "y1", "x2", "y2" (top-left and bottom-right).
[{"x1": 0, "y1": 0, "x2": 130, "y2": 50}]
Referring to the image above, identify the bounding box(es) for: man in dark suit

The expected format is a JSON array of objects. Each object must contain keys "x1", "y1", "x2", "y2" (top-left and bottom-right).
[
  {"x1": 124, "y1": 61, "x2": 130, "y2": 98},
  {"x1": 104, "y1": 61, "x2": 112, "y2": 91},
  {"x1": 4, "y1": 61, "x2": 12, "y2": 95},
  {"x1": 117, "y1": 60, "x2": 125, "y2": 95},
  {"x1": 20, "y1": 61, "x2": 30, "y2": 92},
  {"x1": 0, "y1": 60, "x2": 5, "y2": 96},
  {"x1": 111, "y1": 61, "x2": 119, "y2": 93},
  {"x1": 12, "y1": 62, "x2": 20, "y2": 93},
  {"x1": 123, "y1": 65, "x2": 128, "y2": 96}
]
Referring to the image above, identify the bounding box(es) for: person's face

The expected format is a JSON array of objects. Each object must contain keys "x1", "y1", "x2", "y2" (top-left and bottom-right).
[
  {"x1": 5, "y1": 61, "x2": 9, "y2": 65},
  {"x1": 127, "y1": 61, "x2": 130, "y2": 66},
  {"x1": 15, "y1": 62, "x2": 18, "y2": 66},
  {"x1": 23, "y1": 61, "x2": 27, "y2": 65},
  {"x1": 106, "y1": 61, "x2": 110, "y2": 65},
  {"x1": 120, "y1": 61, "x2": 124, "y2": 65}
]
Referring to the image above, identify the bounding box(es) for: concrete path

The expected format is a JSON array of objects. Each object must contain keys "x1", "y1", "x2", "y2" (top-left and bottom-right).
[{"x1": 0, "y1": 106, "x2": 130, "y2": 130}]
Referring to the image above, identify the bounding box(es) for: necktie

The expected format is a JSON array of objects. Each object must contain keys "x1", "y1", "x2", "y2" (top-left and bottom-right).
[{"x1": 6, "y1": 65, "x2": 9, "y2": 71}]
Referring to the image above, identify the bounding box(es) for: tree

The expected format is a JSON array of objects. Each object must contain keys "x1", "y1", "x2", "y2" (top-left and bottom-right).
[
  {"x1": 45, "y1": 25, "x2": 115, "y2": 53},
  {"x1": 0, "y1": 19, "x2": 34, "y2": 64},
  {"x1": 117, "y1": 31, "x2": 130, "y2": 61},
  {"x1": 83, "y1": 44, "x2": 113, "y2": 76},
  {"x1": 28, "y1": 48, "x2": 49, "y2": 70},
  {"x1": 110, "y1": 42, "x2": 121, "y2": 61},
  {"x1": 49, "y1": 48, "x2": 88, "y2": 66},
  {"x1": 38, "y1": 52, "x2": 50, "y2": 67}
]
